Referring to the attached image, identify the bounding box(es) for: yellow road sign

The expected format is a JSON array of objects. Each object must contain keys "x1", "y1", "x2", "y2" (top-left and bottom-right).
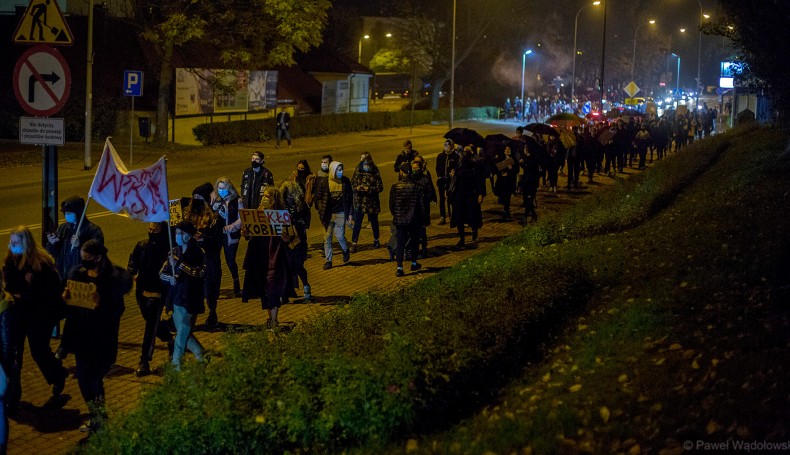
[
  {"x1": 13, "y1": 0, "x2": 73, "y2": 46},
  {"x1": 624, "y1": 81, "x2": 640, "y2": 98}
]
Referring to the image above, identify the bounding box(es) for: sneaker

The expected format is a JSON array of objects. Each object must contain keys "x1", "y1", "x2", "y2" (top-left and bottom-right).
[
  {"x1": 349, "y1": 243, "x2": 357, "y2": 253},
  {"x1": 303, "y1": 285, "x2": 312, "y2": 302},
  {"x1": 342, "y1": 250, "x2": 350, "y2": 263},
  {"x1": 79, "y1": 419, "x2": 100, "y2": 433},
  {"x1": 323, "y1": 261, "x2": 333, "y2": 270},
  {"x1": 395, "y1": 268, "x2": 404, "y2": 277},
  {"x1": 410, "y1": 262, "x2": 422, "y2": 272},
  {"x1": 135, "y1": 360, "x2": 151, "y2": 377},
  {"x1": 373, "y1": 239, "x2": 381, "y2": 248}
]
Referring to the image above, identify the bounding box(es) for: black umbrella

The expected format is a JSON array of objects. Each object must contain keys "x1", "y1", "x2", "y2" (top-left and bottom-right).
[
  {"x1": 483, "y1": 134, "x2": 511, "y2": 160},
  {"x1": 524, "y1": 123, "x2": 559, "y2": 137},
  {"x1": 444, "y1": 128, "x2": 485, "y2": 148}
]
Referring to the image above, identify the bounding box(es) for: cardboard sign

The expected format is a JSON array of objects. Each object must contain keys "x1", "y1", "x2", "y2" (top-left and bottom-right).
[
  {"x1": 65, "y1": 280, "x2": 98, "y2": 309},
  {"x1": 239, "y1": 209, "x2": 295, "y2": 237},
  {"x1": 169, "y1": 199, "x2": 183, "y2": 226}
]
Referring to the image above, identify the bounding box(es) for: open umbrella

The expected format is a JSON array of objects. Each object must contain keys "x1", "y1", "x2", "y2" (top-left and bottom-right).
[
  {"x1": 444, "y1": 128, "x2": 485, "y2": 148},
  {"x1": 546, "y1": 113, "x2": 584, "y2": 128},
  {"x1": 524, "y1": 123, "x2": 559, "y2": 137}
]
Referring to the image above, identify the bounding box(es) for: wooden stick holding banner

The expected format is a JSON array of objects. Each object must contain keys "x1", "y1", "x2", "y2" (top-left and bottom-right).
[{"x1": 239, "y1": 209, "x2": 295, "y2": 237}]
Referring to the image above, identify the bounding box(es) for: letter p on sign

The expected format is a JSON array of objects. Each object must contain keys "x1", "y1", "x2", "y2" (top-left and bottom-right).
[{"x1": 124, "y1": 70, "x2": 143, "y2": 97}]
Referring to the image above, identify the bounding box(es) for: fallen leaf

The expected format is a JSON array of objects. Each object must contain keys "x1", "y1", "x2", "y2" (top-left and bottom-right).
[
  {"x1": 406, "y1": 439, "x2": 419, "y2": 452},
  {"x1": 618, "y1": 374, "x2": 628, "y2": 383},
  {"x1": 707, "y1": 419, "x2": 720, "y2": 435},
  {"x1": 600, "y1": 406, "x2": 611, "y2": 423},
  {"x1": 569, "y1": 384, "x2": 582, "y2": 393},
  {"x1": 542, "y1": 373, "x2": 551, "y2": 382},
  {"x1": 669, "y1": 343, "x2": 682, "y2": 350}
]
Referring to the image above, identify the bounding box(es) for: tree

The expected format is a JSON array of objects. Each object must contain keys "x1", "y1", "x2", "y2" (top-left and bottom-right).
[
  {"x1": 124, "y1": 0, "x2": 331, "y2": 141},
  {"x1": 706, "y1": 0, "x2": 790, "y2": 121}
]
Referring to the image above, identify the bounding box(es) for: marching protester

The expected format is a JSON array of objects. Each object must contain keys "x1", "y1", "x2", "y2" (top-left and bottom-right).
[
  {"x1": 211, "y1": 177, "x2": 244, "y2": 298},
  {"x1": 389, "y1": 163, "x2": 427, "y2": 276},
  {"x1": 240, "y1": 151, "x2": 274, "y2": 211},
  {"x1": 313, "y1": 160, "x2": 353, "y2": 270},
  {"x1": 242, "y1": 187, "x2": 296, "y2": 328},
  {"x1": 518, "y1": 142, "x2": 541, "y2": 224},
  {"x1": 494, "y1": 145, "x2": 518, "y2": 221},
  {"x1": 435, "y1": 139, "x2": 459, "y2": 225},
  {"x1": 61, "y1": 240, "x2": 132, "y2": 433},
  {"x1": 411, "y1": 155, "x2": 437, "y2": 257},
  {"x1": 1, "y1": 270, "x2": 13, "y2": 449},
  {"x1": 449, "y1": 146, "x2": 486, "y2": 248},
  {"x1": 46, "y1": 196, "x2": 104, "y2": 341},
  {"x1": 160, "y1": 221, "x2": 205, "y2": 371},
  {"x1": 2, "y1": 226, "x2": 67, "y2": 414},
  {"x1": 316, "y1": 155, "x2": 332, "y2": 178},
  {"x1": 280, "y1": 179, "x2": 312, "y2": 303},
  {"x1": 290, "y1": 160, "x2": 316, "y2": 208},
  {"x1": 127, "y1": 222, "x2": 173, "y2": 377},
  {"x1": 183, "y1": 183, "x2": 223, "y2": 327},
  {"x1": 394, "y1": 139, "x2": 419, "y2": 174},
  {"x1": 350, "y1": 153, "x2": 384, "y2": 252}
]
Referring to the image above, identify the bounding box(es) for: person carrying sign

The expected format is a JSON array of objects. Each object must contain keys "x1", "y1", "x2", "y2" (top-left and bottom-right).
[{"x1": 61, "y1": 240, "x2": 132, "y2": 433}]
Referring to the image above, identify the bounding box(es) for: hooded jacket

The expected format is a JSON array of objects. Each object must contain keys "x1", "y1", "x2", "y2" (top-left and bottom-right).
[{"x1": 312, "y1": 161, "x2": 353, "y2": 224}]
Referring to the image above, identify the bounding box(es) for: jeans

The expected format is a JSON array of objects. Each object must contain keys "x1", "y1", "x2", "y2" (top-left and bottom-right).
[
  {"x1": 172, "y1": 305, "x2": 203, "y2": 370},
  {"x1": 276, "y1": 128, "x2": 291, "y2": 146},
  {"x1": 395, "y1": 223, "x2": 421, "y2": 267},
  {"x1": 352, "y1": 210, "x2": 379, "y2": 243},
  {"x1": 222, "y1": 241, "x2": 240, "y2": 282},
  {"x1": 323, "y1": 212, "x2": 349, "y2": 262},
  {"x1": 0, "y1": 364, "x2": 6, "y2": 446}
]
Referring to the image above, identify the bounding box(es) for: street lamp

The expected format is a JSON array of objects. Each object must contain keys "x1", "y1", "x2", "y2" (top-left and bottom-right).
[
  {"x1": 357, "y1": 34, "x2": 369, "y2": 64},
  {"x1": 571, "y1": 1, "x2": 601, "y2": 101},
  {"x1": 520, "y1": 49, "x2": 533, "y2": 104},
  {"x1": 671, "y1": 52, "x2": 681, "y2": 93},
  {"x1": 631, "y1": 19, "x2": 656, "y2": 82},
  {"x1": 450, "y1": 0, "x2": 456, "y2": 129}
]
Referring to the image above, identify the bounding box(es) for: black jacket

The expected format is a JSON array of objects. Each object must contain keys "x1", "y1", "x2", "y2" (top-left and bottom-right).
[
  {"x1": 46, "y1": 219, "x2": 104, "y2": 284},
  {"x1": 161, "y1": 239, "x2": 206, "y2": 315},
  {"x1": 389, "y1": 177, "x2": 426, "y2": 226},
  {"x1": 128, "y1": 233, "x2": 170, "y2": 298},
  {"x1": 240, "y1": 167, "x2": 274, "y2": 210},
  {"x1": 313, "y1": 176, "x2": 353, "y2": 224}
]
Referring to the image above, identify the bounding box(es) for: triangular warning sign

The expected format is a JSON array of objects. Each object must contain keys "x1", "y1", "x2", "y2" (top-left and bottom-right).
[{"x1": 13, "y1": 0, "x2": 73, "y2": 46}]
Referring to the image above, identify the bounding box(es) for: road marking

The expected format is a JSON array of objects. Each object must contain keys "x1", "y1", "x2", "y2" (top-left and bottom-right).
[{"x1": 0, "y1": 210, "x2": 118, "y2": 235}]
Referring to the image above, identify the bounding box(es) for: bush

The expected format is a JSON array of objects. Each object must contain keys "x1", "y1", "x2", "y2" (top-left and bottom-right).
[{"x1": 192, "y1": 107, "x2": 500, "y2": 145}]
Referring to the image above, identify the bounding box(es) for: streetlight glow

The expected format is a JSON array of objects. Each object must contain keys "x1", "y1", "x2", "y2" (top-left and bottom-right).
[
  {"x1": 680, "y1": 28, "x2": 686, "y2": 33},
  {"x1": 571, "y1": 0, "x2": 602, "y2": 100},
  {"x1": 521, "y1": 49, "x2": 534, "y2": 105}
]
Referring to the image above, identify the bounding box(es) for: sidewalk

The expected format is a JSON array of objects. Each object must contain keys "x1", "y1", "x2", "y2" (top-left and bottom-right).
[{"x1": 6, "y1": 162, "x2": 630, "y2": 454}]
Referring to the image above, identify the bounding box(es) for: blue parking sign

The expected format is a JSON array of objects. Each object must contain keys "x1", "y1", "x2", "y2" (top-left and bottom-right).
[{"x1": 124, "y1": 70, "x2": 143, "y2": 97}]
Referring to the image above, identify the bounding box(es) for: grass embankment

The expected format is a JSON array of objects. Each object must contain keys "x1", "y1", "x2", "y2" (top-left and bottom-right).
[
  {"x1": 369, "y1": 126, "x2": 790, "y2": 454},
  {"x1": 82, "y1": 126, "x2": 786, "y2": 454}
]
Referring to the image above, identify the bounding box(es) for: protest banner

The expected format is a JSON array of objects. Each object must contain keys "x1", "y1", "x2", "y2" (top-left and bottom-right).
[
  {"x1": 169, "y1": 199, "x2": 183, "y2": 226},
  {"x1": 65, "y1": 280, "x2": 98, "y2": 309},
  {"x1": 239, "y1": 209, "x2": 295, "y2": 237}
]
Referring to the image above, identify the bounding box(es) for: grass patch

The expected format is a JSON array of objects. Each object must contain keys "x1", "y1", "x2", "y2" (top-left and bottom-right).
[{"x1": 82, "y1": 126, "x2": 787, "y2": 454}]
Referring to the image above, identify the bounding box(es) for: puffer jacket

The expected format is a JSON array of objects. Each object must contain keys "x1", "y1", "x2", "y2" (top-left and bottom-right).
[{"x1": 389, "y1": 177, "x2": 425, "y2": 226}]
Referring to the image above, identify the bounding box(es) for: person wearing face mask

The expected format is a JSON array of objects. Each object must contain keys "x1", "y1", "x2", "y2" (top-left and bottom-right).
[
  {"x1": 435, "y1": 139, "x2": 460, "y2": 225},
  {"x1": 61, "y1": 240, "x2": 131, "y2": 433},
  {"x1": 240, "y1": 151, "x2": 274, "y2": 211},
  {"x1": 46, "y1": 196, "x2": 104, "y2": 343},
  {"x1": 394, "y1": 139, "x2": 419, "y2": 174},
  {"x1": 289, "y1": 159, "x2": 316, "y2": 209},
  {"x1": 211, "y1": 177, "x2": 244, "y2": 298},
  {"x1": 127, "y1": 222, "x2": 173, "y2": 376},
  {"x1": 316, "y1": 154, "x2": 333, "y2": 178},
  {"x1": 350, "y1": 154, "x2": 384, "y2": 252},
  {"x1": 410, "y1": 156, "x2": 437, "y2": 258},
  {"x1": 2, "y1": 226, "x2": 67, "y2": 415},
  {"x1": 449, "y1": 147, "x2": 486, "y2": 248},
  {"x1": 160, "y1": 221, "x2": 205, "y2": 371},
  {"x1": 494, "y1": 146, "x2": 518, "y2": 221},
  {"x1": 312, "y1": 160, "x2": 353, "y2": 269}
]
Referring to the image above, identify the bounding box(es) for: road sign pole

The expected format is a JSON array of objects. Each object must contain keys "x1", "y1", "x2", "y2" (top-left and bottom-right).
[
  {"x1": 41, "y1": 145, "x2": 58, "y2": 246},
  {"x1": 130, "y1": 96, "x2": 134, "y2": 164}
]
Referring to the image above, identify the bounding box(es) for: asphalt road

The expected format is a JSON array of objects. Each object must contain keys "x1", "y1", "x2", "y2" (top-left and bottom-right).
[{"x1": 0, "y1": 120, "x2": 513, "y2": 263}]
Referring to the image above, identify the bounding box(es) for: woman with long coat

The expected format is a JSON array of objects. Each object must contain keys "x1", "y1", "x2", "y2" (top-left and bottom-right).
[
  {"x1": 494, "y1": 146, "x2": 518, "y2": 220},
  {"x1": 449, "y1": 147, "x2": 486, "y2": 248}
]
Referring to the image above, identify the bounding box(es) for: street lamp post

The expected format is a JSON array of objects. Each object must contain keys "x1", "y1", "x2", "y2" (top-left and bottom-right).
[
  {"x1": 520, "y1": 49, "x2": 533, "y2": 104},
  {"x1": 631, "y1": 19, "x2": 656, "y2": 82},
  {"x1": 671, "y1": 52, "x2": 681, "y2": 93},
  {"x1": 572, "y1": 1, "x2": 600, "y2": 101},
  {"x1": 450, "y1": 0, "x2": 456, "y2": 129},
  {"x1": 357, "y1": 35, "x2": 369, "y2": 64}
]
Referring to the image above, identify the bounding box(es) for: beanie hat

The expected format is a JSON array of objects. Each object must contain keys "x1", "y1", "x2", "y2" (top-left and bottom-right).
[
  {"x1": 61, "y1": 195, "x2": 85, "y2": 214},
  {"x1": 175, "y1": 220, "x2": 197, "y2": 236},
  {"x1": 192, "y1": 182, "x2": 213, "y2": 201}
]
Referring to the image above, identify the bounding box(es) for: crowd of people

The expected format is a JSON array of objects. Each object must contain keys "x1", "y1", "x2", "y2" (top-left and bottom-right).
[{"x1": 0, "y1": 111, "x2": 712, "y2": 442}]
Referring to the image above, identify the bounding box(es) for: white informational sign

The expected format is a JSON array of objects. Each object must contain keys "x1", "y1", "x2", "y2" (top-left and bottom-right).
[{"x1": 19, "y1": 116, "x2": 65, "y2": 145}]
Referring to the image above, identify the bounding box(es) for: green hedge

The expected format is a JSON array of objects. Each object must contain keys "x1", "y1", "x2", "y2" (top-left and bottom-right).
[
  {"x1": 192, "y1": 107, "x2": 500, "y2": 145},
  {"x1": 83, "y1": 126, "x2": 758, "y2": 454}
]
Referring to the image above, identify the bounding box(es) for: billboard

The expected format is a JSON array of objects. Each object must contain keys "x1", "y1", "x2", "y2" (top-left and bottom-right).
[{"x1": 175, "y1": 68, "x2": 278, "y2": 116}]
